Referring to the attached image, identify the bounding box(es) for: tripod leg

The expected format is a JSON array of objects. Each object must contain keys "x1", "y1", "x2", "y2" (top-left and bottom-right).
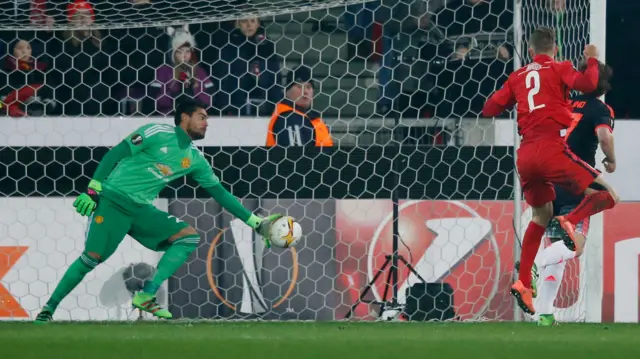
[
  {"x1": 344, "y1": 256, "x2": 391, "y2": 319},
  {"x1": 378, "y1": 259, "x2": 395, "y2": 317},
  {"x1": 400, "y1": 256, "x2": 430, "y2": 284}
]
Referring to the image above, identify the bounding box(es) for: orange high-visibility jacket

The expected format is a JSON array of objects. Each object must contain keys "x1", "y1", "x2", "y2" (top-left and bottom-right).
[{"x1": 265, "y1": 102, "x2": 333, "y2": 147}]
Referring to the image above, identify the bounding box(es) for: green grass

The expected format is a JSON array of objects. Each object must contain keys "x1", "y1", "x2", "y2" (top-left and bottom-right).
[{"x1": 1, "y1": 321, "x2": 639, "y2": 359}]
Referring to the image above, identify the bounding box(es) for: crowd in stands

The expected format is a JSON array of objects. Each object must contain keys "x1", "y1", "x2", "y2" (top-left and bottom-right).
[
  {"x1": 0, "y1": 0, "x2": 608, "y2": 119},
  {"x1": 0, "y1": 0, "x2": 286, "y2": 117}
]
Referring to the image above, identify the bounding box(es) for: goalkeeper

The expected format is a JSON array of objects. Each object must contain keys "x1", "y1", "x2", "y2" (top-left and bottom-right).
[{"x1": 35, "y1": 99, "x2": 281, "y2": 322}]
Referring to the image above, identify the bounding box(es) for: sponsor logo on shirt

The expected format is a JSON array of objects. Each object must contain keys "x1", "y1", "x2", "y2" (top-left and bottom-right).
[{"x1": 154, "y1": 163, "x2": 174, "y2": 176}]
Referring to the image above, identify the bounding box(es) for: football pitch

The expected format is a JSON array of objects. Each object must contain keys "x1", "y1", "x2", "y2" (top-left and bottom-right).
[{"x1": 1, "y1": 321, "x2": 639, "y2": 359}]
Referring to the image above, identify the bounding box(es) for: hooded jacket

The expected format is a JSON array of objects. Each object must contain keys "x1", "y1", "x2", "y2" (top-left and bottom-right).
[{"x1": 151, "y1": 26, "x2": 214, "y2": 115}]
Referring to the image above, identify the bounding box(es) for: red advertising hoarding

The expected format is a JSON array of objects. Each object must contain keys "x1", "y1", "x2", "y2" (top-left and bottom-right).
[
  {"x1": 335, "y1": 200, "x2": 518, "y2": 320},
  {"x1": 336, "y1": 200, "x2": 638, "y2": 322},
  {"x1": 602, "y1": 203, "x2": 640, "y2": 322}
]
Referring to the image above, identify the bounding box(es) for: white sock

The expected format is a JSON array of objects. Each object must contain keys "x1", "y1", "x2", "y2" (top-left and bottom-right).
[
  {"x1": 536, "y1": 261, "x2": 566, "y2": 315},
  {"x1": 537, "y1": 241, "x2": 575, "y2": 269}
]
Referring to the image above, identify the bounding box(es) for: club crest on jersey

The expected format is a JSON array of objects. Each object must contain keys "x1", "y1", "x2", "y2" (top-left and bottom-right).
[
  {"x1": 131, "y1": 134, "x2": 143, "y2": 145},
  {"x1": 181, "y1": 158, "x2": 191, "y2": 169},
  {"x1": 154, "y1": 163, "x2": 173, "y2": 176},
  {"x1": 94, "y1": 216, "x2": 104, "y2": 224}
]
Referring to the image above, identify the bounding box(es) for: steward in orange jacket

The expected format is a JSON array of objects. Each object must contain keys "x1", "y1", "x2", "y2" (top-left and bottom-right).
[{"x1": 266, "y1": 66, "x2": 333, "y2": 147}]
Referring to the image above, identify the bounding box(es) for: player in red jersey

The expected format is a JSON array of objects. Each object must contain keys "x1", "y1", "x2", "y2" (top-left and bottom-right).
[{"x1": 482, "y1": 27, "x2": 619, "y2": 315}]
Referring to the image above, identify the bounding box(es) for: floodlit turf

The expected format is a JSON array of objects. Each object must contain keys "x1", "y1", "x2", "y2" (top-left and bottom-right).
[{"x1": 1, "y1": 321, "x2": 639, "y2": 359}]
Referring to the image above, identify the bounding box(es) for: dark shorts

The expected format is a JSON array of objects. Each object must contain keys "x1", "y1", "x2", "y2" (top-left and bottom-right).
[
  {"x1": 84, "y1": 193, "x2": 189, "y2": 261},
  {"x1": 545, "y1": 186, "x2": 589, "y2": 246},
  {"x1": 545, "y1": 190, "x2": 590, "y2": 251},
  {"x1": 517, "y1": 142, "x2": 599, "y2": 207}
]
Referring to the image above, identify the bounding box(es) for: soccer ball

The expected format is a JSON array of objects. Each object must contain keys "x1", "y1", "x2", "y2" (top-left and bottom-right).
[{"x1": 269, "y1": 216, "x2": 302, "y2": 248}]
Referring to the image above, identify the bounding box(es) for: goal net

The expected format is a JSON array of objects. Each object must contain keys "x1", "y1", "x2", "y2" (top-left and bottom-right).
[{"x1": 0, "y1": 0, "x2": 604, "y2": 322}]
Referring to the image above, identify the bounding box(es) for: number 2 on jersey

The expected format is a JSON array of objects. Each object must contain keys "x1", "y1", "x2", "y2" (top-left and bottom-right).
[{"x1": 526, "y1": 71, "x2": 546, "y2": 112}]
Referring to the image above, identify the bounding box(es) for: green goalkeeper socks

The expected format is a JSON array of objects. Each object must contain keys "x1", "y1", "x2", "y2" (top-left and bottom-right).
[
  {"x1": 45, "y1": 255, "x2": 96, "y2": 312},
  {"x1": 143, "y1": 235, "x2": 199, "y2": 295}
]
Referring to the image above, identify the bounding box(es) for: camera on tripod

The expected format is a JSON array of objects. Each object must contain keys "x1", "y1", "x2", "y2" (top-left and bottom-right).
[{"x1": 344, "y1": 252, "x2": 457, "y2": 322}]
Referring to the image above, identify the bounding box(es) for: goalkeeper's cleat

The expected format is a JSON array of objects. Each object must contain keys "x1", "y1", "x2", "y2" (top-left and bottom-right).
[
  {"x1": 556, "y1": 216, "x2": 578, "y2": 251},
  {"x1": 514, "y1": 261, "x2": 539, "y2": 298},
  {"x1": 34, "y1": 307, "x2": 53, "y2": 324},
  {"x1": 132, "y1": 292, "x2": 172, "y2": 319},
  {"x1": 511, "y1": 280, "x2": 536, "y2": 315},
  {"x1": 538, "y1": 314, "x2": 559, "y2": 327}
]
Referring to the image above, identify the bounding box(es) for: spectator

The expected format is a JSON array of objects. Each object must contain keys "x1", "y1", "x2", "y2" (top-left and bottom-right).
[
  {"x1": 407, "y1": 0, "x2": 512, "y2": 118},
  {"x1": 265, "y1": 66, "x2": 333, "y2": 147},
  {"x1": 343, "y1": 2, "x2": 381, "y2": 59},
  {"x1": 150, "y1": 25, "x2": 215, "y2": 116},
  {"x1": 343, "y1": 1, "x2": 432, "y2": 114},
  {"x1": 47, "y1": 0, "x2": 118, "y2": 116},
  {"x1": 0, "y1": 39, "x2": 56, "y2": 116},
  {"x1": 215, "y1": 17, "x2": 281, "y2": 116},
  {"x1": 111, "y1": 1, "x2": 167, "y2": 115}
]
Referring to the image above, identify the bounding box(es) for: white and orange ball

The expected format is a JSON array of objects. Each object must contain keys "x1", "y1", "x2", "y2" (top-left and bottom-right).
[{"x1": 269, "y1": 216, "x2": 302, "y2": 248}]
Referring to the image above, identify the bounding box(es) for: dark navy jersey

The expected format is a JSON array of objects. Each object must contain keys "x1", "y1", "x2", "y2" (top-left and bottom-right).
[
  {"x1": 553, "y1": 95, "x2": 615, "y2": 214},
  {"x1": 272, "y1": 110, "x2": 316, "y2": 146},
  {"x1": 565, "y1": 94, "x2": 615, "y2": 168},
  {"x1": 270, "y1": 99, "x2": 322, "y2": 147}
]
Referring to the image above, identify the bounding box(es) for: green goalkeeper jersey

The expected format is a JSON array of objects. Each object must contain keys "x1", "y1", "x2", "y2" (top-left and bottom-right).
[{"x1": 103, "y1": 123, "x2": 219, "y2": 205}]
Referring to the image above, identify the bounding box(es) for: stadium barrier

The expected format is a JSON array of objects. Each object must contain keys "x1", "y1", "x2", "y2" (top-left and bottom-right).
[{"x1": 1, "y1": 117, "x2": 504, "y2": 147}]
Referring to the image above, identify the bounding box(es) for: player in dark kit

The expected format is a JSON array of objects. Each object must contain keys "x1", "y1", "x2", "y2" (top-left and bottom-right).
[
  {"x1": 483, "y1": 27, "x2": 619, "y2": 315},
  {"x1": 527, "y1": 60, "x2": 616, "y2": 326}
]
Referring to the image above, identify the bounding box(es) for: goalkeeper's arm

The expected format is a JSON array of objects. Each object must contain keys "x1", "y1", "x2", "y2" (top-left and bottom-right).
[
  {"x1": 203, "y1": 184, "x2": 281, "y2": 247},
  {"x1": 92, "y1": 140, "x2": 133, "y2": 184},
  {"x1": 73, "y1": 140, "x2": 132, "y2": 216},
  {"x1": 204, "y1": 184, "x2": 261, "y2": 227}
]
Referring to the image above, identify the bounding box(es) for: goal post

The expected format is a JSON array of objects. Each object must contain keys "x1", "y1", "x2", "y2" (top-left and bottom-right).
[
  {"x1": 586, "y1": 0, "x2": 606, "y2": 324},
  {"x1": 0, "y1": 0, "x2": 606, "y2": 322}
]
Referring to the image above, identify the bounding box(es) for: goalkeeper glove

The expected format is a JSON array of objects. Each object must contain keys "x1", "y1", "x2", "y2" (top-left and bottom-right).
[
  {"x1": 73, "y1": 179, "x2": 102, "y2": 216},
  {"x1": 254, "y1": 213, "x2": 284, "y2": 248}
]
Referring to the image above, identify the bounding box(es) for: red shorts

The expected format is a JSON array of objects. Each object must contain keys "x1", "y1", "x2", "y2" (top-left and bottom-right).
[{"x1": 517, "y1": 142, "x2": 599, "y2": 207}]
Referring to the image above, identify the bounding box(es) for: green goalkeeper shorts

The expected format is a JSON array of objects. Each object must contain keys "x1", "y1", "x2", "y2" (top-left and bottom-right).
[{"x1": 84, "y1": 193, "x2": 189, "y2": 261}]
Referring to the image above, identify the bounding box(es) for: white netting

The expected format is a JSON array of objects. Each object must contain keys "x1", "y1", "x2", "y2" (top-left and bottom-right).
[
  {"x1": 520, "y1": 0, "x2": 590, "y2": 64},
  {"x1": 0, "y1": 0, "x2": 598, "y2": 322},
  {"x1": 1, "y1": 0, "x2": 373, "y2": 30}
]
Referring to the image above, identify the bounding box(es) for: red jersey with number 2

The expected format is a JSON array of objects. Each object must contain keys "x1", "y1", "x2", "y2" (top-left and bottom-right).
[
  {"x1": 483, "y1": 55, "x2": 600, "y2": 145},
  {"x1": 483, "y1": 55, "x2": 600, "y2": 207}
]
